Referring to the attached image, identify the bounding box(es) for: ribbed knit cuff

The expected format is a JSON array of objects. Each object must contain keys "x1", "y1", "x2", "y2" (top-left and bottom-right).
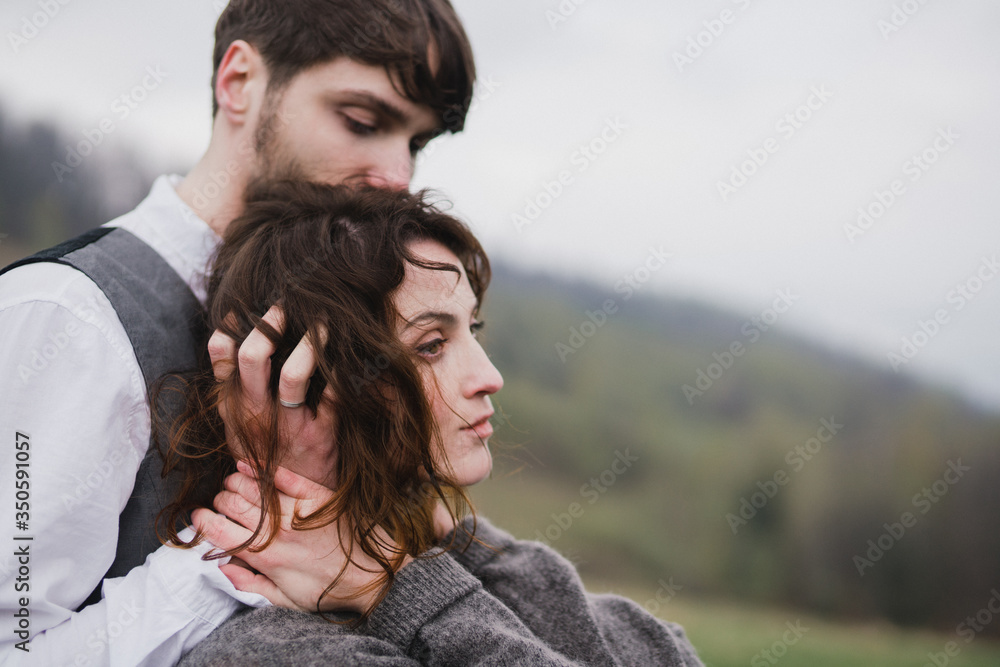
[{"x1": 363, "y1": 551, "x2": 481, "y2": 651}]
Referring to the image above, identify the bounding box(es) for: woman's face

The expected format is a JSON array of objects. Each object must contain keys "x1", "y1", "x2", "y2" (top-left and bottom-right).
[{"x1": 394, "y1": 239, "x2": 504, "y2": 487}]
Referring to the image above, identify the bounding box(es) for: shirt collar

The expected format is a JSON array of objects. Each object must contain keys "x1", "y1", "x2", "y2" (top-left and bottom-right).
[{"x1": 109, "y1": 174, "x2": 221, "y2": 306}]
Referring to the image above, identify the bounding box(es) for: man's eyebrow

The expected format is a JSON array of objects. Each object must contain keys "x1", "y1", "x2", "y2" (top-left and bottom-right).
[
  {"x1": 403, "y1": 311, "x2": 458, "y2": 331},
  {"x1": 339, "y1": 90, "x2": 408, "y2": 124}
]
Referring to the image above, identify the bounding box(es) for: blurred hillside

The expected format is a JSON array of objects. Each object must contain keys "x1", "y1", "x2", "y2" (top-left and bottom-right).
[
  {"x1": 475, "y1": 265, "x2": 1000, "y2": 636},
  {"x1": 3, "y1": 108, "x2": 998, "y2": 643}
]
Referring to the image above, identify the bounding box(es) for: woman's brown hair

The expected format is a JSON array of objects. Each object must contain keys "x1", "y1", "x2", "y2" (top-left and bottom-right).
[{"x1": 158, "y1": 180, "x2": 489, "y2": 619}]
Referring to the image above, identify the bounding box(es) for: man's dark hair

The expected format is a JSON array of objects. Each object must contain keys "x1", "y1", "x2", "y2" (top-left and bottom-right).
[{"x1": 212, "y1": 0, "x2": 476, "y2": 132}]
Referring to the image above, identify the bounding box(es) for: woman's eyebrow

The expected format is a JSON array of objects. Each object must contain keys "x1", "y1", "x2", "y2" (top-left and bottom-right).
[{"x1": 403, "y1": 311, "x2": 458, "y2": 331}]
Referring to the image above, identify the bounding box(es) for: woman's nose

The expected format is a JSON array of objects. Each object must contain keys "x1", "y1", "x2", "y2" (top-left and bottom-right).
[{"x1": 465, "y1": 342, "x2": 503, "y2": 398}]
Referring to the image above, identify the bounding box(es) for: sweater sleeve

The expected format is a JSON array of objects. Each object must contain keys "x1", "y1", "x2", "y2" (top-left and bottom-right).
[
  {"x1": 181, "y1": 553, "x2": 587, "y2": 666},
  {"x1": 366, "y1": 549, "x2": 595, "y2": 665},
  {"x1": 181, "y1": 524, "x2": 703, "y2": 666},
  {"x1": 443, "y1": 517, "x2": 704, "y2": 667}
]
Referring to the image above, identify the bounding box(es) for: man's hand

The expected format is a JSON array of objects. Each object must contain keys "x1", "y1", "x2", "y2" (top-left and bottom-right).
[
  {"x1": 207, "y1": 305, "x2": 338, "y2": 488},
  {"x1": 192, "y1": 463, "x2": 411, "y2": 615}
]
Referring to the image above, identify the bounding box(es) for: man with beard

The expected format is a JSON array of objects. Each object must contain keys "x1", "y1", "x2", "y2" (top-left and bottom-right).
[{"x1": 0, "y1": 1, "x2": 475, "y2": 663}]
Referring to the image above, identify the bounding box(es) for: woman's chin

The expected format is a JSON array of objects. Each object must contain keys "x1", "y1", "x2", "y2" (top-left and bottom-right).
[{"x1": 456, "y1": 447, "x2": 493, "y2": 487}]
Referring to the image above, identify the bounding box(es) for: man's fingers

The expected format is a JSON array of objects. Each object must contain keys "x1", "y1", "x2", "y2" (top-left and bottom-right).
[
  {"x1": 195, "y1": 506, "x2": 281, "y2": 574},
  {"x1": 214, "y1": 489, "x2": 262, "y2": 531},
  {"x1": 238, "y1": 305, "x2": 285, "y2": 408},
  {"x1": 219, "y1": 562, "x2": 257, "y2": 590},
  {"x1": 277, "y1": 331, "x2": 319, "y2": 408},
  {"x1": 312, "y1": 323, "x2": 330, "y2": 350},
  {"x1": 219, "y1": 564, "x2": 300, "y2": 609},
  {"x1": 207, "y1": 330, "x2": 237, "y2": 382},
  {"x1": 232, "y1": 462, "x2": 325, "y2": 527},
  {"x1": 236, "y1": 459, "x2": 256, "y2": 478},
  {"x1": 192, "y1": 507, "x2": 254, "y2": 552},
  {"x1": 221, "y1": 469, "x2": 307, "y2": 535},
  {"x1": 224, "y1": 469, "x2": 263, "y2": 508},
  {"x1": 208, "y1": 312, "x2": 242, "y2": 381},
  {"x1": 273, "y1": 464, "x2": 334, "y2": 501}
]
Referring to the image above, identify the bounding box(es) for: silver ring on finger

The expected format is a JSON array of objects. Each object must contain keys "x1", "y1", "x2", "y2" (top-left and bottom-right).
[{"x1": 279, "y1": 399, "x2": 306, "y2": 409}]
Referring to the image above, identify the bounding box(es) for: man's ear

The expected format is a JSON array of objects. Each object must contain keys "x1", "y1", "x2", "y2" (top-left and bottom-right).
[{"x1": 215, "y1": 40, "x2": 266, "y2": 127}]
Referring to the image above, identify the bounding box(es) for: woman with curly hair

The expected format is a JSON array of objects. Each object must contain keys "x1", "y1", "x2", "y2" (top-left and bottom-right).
[{"x1": 169, "y1": 180, "x2": 702, "y2": 666}]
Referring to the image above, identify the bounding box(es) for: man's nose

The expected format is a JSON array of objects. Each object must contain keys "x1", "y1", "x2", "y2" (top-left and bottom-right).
[{"x1": 365, "y1": 144, "x2": 413, "y2": 190}]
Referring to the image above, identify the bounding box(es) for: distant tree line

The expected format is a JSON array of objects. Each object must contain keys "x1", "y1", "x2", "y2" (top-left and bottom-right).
[
  {"x1": 0, "y1": 103, "x2": 152, "y2": 252},
  {"x1": 480, "y1": 268, "x2": 1000, "y2": 639}
]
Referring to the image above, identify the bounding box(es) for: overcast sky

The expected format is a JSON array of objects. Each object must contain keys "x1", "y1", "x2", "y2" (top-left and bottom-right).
[{"x1": 2, "y1": 0, "x2": 999, "y2": 408}]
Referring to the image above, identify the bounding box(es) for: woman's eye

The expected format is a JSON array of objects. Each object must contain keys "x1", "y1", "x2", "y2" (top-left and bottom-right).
[
  {"x1": 417, "y1": 338, "x2": 447, "y2": 358},
  {"x1": 470, "y1": 321, "x2": 485, "y2": 337}
]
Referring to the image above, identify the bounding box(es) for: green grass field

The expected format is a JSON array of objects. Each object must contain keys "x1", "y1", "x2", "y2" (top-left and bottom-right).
[{"x1": 587, "y1": 581, "x2": 1000, "y2": 667}]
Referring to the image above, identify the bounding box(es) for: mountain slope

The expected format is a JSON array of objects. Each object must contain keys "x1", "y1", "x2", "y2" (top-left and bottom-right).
[{"x1": 474, "y1": 263, "x2": 1000, "y2": 633}]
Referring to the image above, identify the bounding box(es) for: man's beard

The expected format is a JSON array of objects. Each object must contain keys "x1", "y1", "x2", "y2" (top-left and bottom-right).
[{"x1": 252, "y1": 87, "x2": 308, "y2": 184}]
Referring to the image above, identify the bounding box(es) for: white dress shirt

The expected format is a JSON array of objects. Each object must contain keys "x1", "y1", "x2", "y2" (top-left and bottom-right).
[{"x1": 0, "y1": 175, "x2": 268, "y2": 666}]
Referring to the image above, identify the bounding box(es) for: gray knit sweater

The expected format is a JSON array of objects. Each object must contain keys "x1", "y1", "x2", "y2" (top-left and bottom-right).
[{"x1": 179, "y1": 518, "x2": 703, "y2": 666}]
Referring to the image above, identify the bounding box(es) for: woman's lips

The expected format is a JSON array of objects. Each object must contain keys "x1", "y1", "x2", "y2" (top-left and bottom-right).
[{"x1": 464, "y1": 414, "x2": 494, "y2": 439}]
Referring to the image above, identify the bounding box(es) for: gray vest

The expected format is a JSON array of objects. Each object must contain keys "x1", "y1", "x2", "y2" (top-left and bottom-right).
[{"x1": 1, "y1": 227, "x2": 208, "y2": 608}]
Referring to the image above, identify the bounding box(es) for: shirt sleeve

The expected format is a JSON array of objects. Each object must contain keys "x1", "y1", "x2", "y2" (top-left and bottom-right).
[{"x1": 0, "y1": 266, "x2": 263, "y2": 666}]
